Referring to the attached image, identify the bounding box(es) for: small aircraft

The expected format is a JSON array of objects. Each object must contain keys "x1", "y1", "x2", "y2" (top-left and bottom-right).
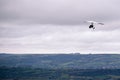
[{"x1": 85, "y1": 21, "x2": 104, "y2": 30}]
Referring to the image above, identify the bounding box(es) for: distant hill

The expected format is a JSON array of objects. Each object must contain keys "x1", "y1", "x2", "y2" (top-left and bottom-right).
[{"x1": 0, "y1": 53, "x2": 120, "y2": 69}]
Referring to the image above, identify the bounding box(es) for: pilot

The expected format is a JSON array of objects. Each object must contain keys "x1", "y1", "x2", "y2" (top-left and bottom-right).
[{"x1": 89, "y1": 23, "x2": 95, "y2": 29}]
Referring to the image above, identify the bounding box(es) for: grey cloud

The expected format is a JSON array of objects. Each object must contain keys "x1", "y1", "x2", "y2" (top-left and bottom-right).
[
  {"x1": 0, "y1": 0, "x2": 120, "y2": 53},
  {"x1": 0, "y1": 24, "x2": 51, "y2": 38},
  {"x1": 0, "y1": 0, "x2": 120, "y2": 25}
]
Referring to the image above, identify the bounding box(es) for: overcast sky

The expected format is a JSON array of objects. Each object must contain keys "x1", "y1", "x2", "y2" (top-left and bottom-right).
[{"x1": 0, "y1": 0, "x2": 120, "y2": 54}]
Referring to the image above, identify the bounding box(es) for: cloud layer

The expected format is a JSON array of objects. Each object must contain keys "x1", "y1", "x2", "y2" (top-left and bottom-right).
[{"x1": 0, "y1": 0, "x2": 120, "y2": 53}]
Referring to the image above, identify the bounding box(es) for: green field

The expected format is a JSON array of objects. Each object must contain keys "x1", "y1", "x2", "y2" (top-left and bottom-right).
[{"x1": 1, "y1": 67, "x2": 120, "y2": 80}]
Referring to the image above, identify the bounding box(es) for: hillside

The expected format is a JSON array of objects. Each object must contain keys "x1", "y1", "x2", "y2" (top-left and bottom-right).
[{"x1": 0, "y1": 53, "x2": 120, "y2": 69}]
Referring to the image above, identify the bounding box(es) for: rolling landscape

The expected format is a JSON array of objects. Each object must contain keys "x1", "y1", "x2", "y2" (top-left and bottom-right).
[
  {"x1": 1, "y1": 53, "x2": 120, "y2": 80},
  {"x1": 0, "y1": 53, "x2": 120, "y2": 69}
]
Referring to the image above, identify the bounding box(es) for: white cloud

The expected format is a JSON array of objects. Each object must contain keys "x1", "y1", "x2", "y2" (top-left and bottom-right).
[
  {"x1": 0, "y1": 23, "x2": 120, "y2": 53},
  {"x1": 0, "y1": 0, "x2": 120, "y2": 53}
]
